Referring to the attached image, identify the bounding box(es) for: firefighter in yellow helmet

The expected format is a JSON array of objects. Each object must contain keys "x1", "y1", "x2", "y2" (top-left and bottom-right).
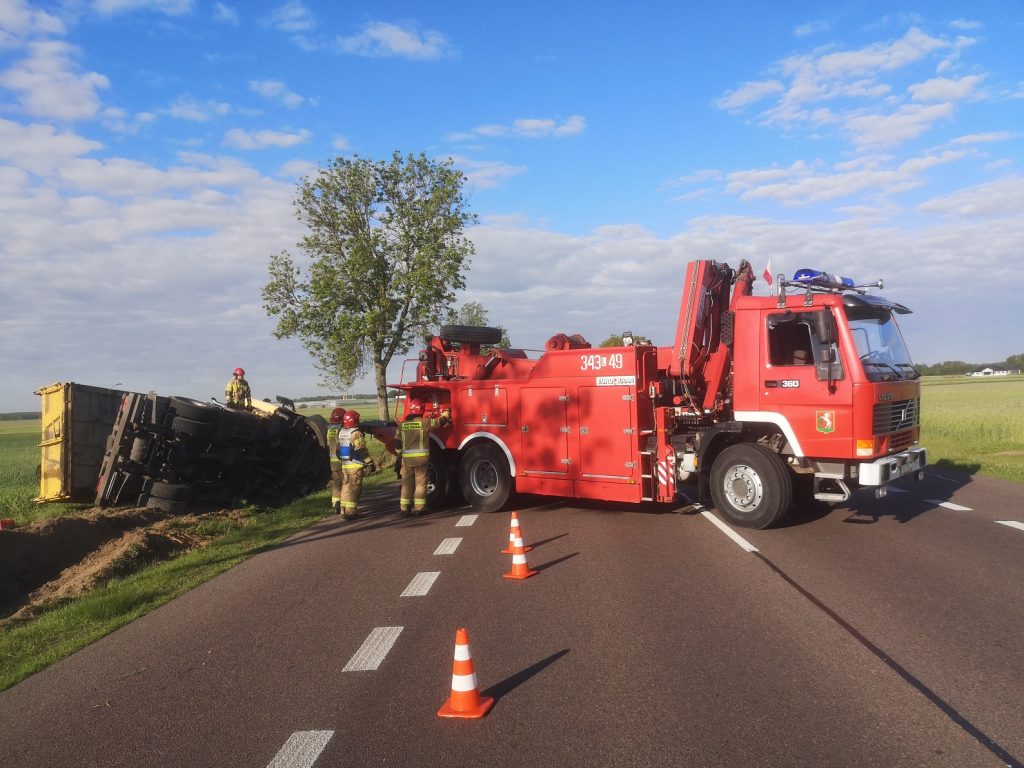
[
  {"x1": 397, "y1": 400, "x2": 451, "y2": 516},
  {"x1": 325, "y1": 407, "x2": 348, "y2": 515},
  {"x1": 337, "y1": 410, "x2": 376, "y2": 519},
  {"x1": 225, "y1": 367, "x2": 251, "y2": 410}
]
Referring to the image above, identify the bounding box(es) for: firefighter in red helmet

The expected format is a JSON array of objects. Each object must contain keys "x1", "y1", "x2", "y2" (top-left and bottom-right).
[
  {"x1": 396, "y1": 399, "x2": 450, "y2": 516},
  {"x1": 225, "y1": 367, "x2": 251, "y2": 410},
  {"x1": 336, "y1": 410, "x2": 376, "y2": 519},
  {"x1": 326, "y1": 407, "x2": 348, "y2": 514}
]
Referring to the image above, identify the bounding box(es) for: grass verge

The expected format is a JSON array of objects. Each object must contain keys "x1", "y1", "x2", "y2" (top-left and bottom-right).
[{"x1": 0, "y1": 478, "x2": 393, "y2": 692}]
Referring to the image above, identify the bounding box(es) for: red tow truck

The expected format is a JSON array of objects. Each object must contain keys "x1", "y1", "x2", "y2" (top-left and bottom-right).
[{"x1": 395, "y1": 259, "x2": 926, "y2": 528}]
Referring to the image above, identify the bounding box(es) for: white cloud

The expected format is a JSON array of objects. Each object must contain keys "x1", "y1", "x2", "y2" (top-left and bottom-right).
[
  {"x1": 715, "y1": 80, "x2": 784, "y2": 111},
  {"x1": 917, "y1": 175, "x2": 1024, "y2": 218},
  {"x1": 267, "y1": 1, "x2": 315, "y2": 33},
  {"x1": 223, "y1": 127, "x2": 311, "y2": 149},
  {"x1": 331, "y1": 135, "x2": 350, "y2": 151},
  {"x1": 249, "y1": 79, "x2": 306, "y2": 109},
  {"x1": 92, "y1": 0, "x2": 195, "y2": 15},
  {"x1": 949, "y1": 19, "x2": 982, "y2": 31},
  {"x1": 452, "y1": 115, "x2": 586, "y2": 142},
  {"x1": 446, "y1": 156, "x2": 527, "y2": 189},
  {"x1": 0, "y1": 0, "x2": 65, "y2": 37},
  {"x1": 909, "y1": 75, "x2": 983, "y2": 102},
  {"x1": 0, "y1": 117, "x2": 103, "y2": 175},
  {"x1": 0, "y1": 40, "x2": 109, "y2": 120},
  {"x1": 337, "y1": 21, "x2": 454, "y2": 60},
  {"x1": 213, "y1": 2, "x2": 239, "y2": 25},
  {"x1": 794, "y1": 20, "x2": 830, "y2": 38},
  {"x1": 845, "y1": 103, "x2": 953, "y2": 146},
  {"x1": 166, "y1": 95, "x2": 231, "y2": 122},
  {"x1": 950, "y1": 131, "x2": 1013, "y2": 145}
]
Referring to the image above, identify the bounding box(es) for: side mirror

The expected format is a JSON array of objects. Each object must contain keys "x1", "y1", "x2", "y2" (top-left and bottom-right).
[{"x1": 814, "y1": 310, "x2": 836, "y2": 345}]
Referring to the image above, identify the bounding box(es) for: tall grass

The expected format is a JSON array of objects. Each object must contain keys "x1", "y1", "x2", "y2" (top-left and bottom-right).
[{"x1": 919, "y1": 376, "x2": 1024, "y2": 481}]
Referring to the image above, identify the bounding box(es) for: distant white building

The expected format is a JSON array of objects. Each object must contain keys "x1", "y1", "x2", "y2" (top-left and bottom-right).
[{"x1": 968, "y1": 368, "x2": 1021, "y2": 377}]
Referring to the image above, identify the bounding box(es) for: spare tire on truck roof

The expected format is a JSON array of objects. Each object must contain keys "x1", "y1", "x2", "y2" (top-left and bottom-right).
[{"x1": 439, "y1": 325, "x2": 503, "y2": 346}]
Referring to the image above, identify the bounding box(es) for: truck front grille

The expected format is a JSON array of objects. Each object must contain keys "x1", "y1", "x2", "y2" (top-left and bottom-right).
[{"x1": 873, "y1": 399, "x2": 919, "y2": 435}]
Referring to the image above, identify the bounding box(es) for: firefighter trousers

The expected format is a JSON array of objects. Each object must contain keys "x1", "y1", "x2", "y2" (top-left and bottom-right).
[
  {"x1": 340, "y1": 467, "x2": 365, "y2": 517},
  {"x1": 400, "y1": 463, "x2": 428, "y2": 514}
]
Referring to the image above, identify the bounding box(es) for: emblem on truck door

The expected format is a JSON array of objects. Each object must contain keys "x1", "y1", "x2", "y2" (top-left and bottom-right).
[{"x1": 816, "y1": 410, "x2": 836, "y2": 434}]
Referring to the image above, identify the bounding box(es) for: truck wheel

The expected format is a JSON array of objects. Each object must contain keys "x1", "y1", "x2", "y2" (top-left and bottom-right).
[
  {"x1": 440, "y1": 324, "x2": 503, "y2": 346},
  {"x1": 305, "y1": 415, "x2": 328, "y2": 448},
  {"x1": 710, "y1": 443, "x2": 791, "y2": 529},
  {"x1": 426, "y1": 445, "x2": 449, "y2": 509},
  {"x1": 145, "y1": 496, "x2": 186, "y2": 515},
  {"x1": 169, "y1": 397, "x2": 216, "y2": 423},
  {"x1": 149, "y1": 481, "x2": 193, "y2": 502},
  {"x1": 460, "y1": 443, "x2": 511, "y2": 513},
  {"x1": 171, "y1": 416, "x2": 212, "y2": 438},
  {"x1": 129, "y1": 436, "x2": 152, "y2": 463}
]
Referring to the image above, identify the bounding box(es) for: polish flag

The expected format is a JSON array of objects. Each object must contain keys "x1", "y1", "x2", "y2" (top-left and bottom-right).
[{"x1": 762, "y1": 257, "x2": 773, "y2": 286}]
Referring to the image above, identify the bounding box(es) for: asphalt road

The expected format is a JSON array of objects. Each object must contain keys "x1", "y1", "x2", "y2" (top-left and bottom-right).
[{"x1": 1, "y1": 468, "x2": 1022, "y2": 768}]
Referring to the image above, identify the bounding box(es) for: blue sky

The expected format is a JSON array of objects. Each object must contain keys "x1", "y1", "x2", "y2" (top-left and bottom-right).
[{"x1": 1, "y1": 0, "x2": 1022, "y2": 411}]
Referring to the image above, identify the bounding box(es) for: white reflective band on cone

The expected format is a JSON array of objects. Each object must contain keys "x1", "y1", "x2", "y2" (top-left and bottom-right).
[
  {"x1": 512, "y1": 553, "x2": 527, "y2": 564},
  {"x1": 451, "y1": 673, "x2": 478, "y2": 692},
  {"x1": 454, "y1": 645, "x2": 471, "y2": 661}
]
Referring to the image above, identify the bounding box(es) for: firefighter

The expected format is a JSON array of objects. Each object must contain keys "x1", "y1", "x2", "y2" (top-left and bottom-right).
[
  {"x1": 397, "y1": 400, "x2": 451, "y2": 516},
  {"x1": 337, "y1": 410, "x2": 376, "y2": 519},
  {"x1": 225, "y1": 367, "x2": 251, "y2": 410},
  {"x1": 325, "y1": 407, "x2": 348, "y2": 514}
]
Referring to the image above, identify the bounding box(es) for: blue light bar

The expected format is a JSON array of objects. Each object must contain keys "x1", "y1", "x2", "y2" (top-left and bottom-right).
[{"x1": 793, "y1": 268, "x2": 855, "y2": 287}]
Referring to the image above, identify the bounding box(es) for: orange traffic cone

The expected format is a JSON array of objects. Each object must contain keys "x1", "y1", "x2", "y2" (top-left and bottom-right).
[
  {"x1": 503, "y1": 536, "x2": 537, "y2": 580},
  {"x1": 437, "y1": 628, "x2": 494, "y2": 719},
  {"x1": 500, "y1": 511, "x2": 532, "y2": 554}
]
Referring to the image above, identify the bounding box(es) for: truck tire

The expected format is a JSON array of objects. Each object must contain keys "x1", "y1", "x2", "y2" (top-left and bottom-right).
[
  {"x1": 129, "y1": 436, "x2": 151, "y2": 463},
  {"x1": 426, "y1": 444, "x2": 449, "y2": 510},
  {"x1": 145, "y1": 496, "x2": 186, "y2": 515},
  {"x1": 709, "y1": 443, "x2": 791, "y2": 529},
  {"x1": 440, "y1": 324, "x2": 503, "y2": 346},
  {"x1": 149, "y1": 481, "x2": 193, "y2": 502},
  {"x1": 305, "y1": 415, "x2": 328, "y2": 448},
  {"x1": 459, "y1": 442, "x2": 511, "y2": 513},
  {"x1": 169, "y1": 397, "x2": 216, "y2": 423},
  {"x1": 171, "y1": 416, "x2": 212, "y2": 438}
]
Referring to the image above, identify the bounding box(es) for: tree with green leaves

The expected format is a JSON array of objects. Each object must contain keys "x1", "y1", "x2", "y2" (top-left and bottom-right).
[{"x1": 262, "y1": 152, "x2": 476, "y2": 419}]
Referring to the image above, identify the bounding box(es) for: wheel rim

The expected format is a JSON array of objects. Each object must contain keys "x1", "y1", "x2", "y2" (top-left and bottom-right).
[
  {"x1": 723, "y1": 463, "x2": 763, "y2": 512},
  {"x1": 469, "y1": 458, "x2": 498, "y2": 497}
]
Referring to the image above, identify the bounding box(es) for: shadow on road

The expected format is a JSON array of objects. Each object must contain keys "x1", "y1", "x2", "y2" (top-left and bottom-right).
[{"x1": 482, "y1": 648, "x2": 570, "y2": 703}]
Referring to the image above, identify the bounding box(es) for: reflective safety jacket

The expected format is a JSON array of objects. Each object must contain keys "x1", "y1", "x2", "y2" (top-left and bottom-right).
[
  {"x1": 225, "y1": 377, "x2": 251, "y2": 408},
  {"x1": 327, "y1": 423, "x2": 343, "y2": 465},
  {"x1": 398, "y1": 417, "x2": 429, "y2": 467},
  {"x1": 337, "y1": 427, "x2": 371, "y2": 469}
]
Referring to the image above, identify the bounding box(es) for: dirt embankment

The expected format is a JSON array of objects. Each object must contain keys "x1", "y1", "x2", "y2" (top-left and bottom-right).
[{"x1": 0, "y1": 507, "x2": 241, "y2": 628}]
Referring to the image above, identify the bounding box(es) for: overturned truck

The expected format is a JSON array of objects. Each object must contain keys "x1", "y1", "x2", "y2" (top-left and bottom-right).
[{"x1": 36, "y1": 382, "x2": 330, "y2": 514}]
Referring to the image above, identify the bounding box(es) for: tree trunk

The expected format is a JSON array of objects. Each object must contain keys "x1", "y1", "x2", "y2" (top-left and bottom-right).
[{"x1": 374, "y1": 360, "x2": 390, "y2": 421}]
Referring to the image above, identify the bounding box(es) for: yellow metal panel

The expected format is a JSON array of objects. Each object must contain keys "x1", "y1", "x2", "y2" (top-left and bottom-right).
[{"x1": 33, "y1": 382, "x2": 70, "y2": 502}]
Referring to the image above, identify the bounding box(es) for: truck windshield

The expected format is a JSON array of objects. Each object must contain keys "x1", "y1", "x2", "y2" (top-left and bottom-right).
[{"x1": 844, "y1": 307, "x2": 918, "y2": 382}]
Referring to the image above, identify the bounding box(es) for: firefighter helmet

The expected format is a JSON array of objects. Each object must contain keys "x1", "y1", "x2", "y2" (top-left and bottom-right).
[
  {"x1": 342, "y1": 410, "x2": 360, "y2": 428},
  {"x1": 405, "y1": 400, "x2": 424, "y2": 417},
  {"x1": 233, "y1": 367, "x2": 245, "y2": 377},
  {"x1": 329, "y1": 407, "x2": 347, "y2": 424}
]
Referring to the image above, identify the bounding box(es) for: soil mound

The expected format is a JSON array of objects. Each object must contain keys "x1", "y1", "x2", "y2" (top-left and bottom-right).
[{"x1": 0, "y1": 507, "x2": 236, "y2": 627}]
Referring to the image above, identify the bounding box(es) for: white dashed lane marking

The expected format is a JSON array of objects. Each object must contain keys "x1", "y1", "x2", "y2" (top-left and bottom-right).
[
  {"x1": 401, "y1": 571, "x2": 440, "y2": 597},
  {"x1": 700, "y1": 510, "x2": 758, "y2": 553},
  {"x1": 925, "y1": 500, "x2": 973, "y2": 511},
  {"x1": 342, "y1": 626, "x2": 403, "y2": 672},
  {"x1": 434, "y1": 537, "x2": 462, "y2": 555},
  {"x1": 996, "y1": 521, "x2": 1024, "y2": 532},
  {"x1": 267, "y1": 730, "x2": 333, "y2": 768},
  {"x1": 455, "y1": 514, "x2": 478, "y2": 527}
]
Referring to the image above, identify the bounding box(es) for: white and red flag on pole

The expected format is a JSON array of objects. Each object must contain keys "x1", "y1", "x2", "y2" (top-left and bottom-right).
[{"x1": 762, "y1": 257, "x2": 773, "y2": 286}]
